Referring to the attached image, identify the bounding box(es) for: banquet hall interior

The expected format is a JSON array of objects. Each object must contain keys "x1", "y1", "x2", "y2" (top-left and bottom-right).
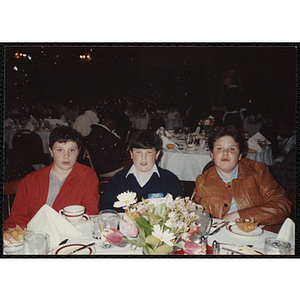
[{"x1": 2, "y1": 45, "x2": 298, "y2": 253}]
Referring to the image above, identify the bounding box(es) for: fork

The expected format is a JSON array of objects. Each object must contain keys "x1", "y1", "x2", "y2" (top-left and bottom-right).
[{"x1": 211, "y1": 220, "x2": 226, "y2": 228}]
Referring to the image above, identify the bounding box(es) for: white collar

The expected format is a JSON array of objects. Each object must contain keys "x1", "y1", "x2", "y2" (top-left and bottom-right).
[{"x1": 126, "y1": 164, "x2": 160, "y2": 187}]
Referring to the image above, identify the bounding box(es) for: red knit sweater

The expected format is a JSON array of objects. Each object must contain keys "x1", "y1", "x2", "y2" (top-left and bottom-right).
[{"x1": 4, "y1": 162, "x2": 100, "y2": 229}]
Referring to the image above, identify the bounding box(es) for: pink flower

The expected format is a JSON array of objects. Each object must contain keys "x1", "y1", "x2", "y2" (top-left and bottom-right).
[
  {"x1": 184, "y1": 241, "x2": 206, "y2": 255},
  {"x1": 181, "y1": 226, "x2": 199, "y2": 242},
  {"x1": 101, "y1": 228, "x2": 123, "y2": 244},
  {"x1": 122, "y1": 219, "x2": 139, "y2": 237}
]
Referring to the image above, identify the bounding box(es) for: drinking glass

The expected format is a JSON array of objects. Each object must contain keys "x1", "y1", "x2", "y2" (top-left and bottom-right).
[
  {"x1": 98, "y1": 209, "x2": 119, "y2": 249},
  {"x1": 90, "y1": 215, "x2": 102, "y2": 239},
  {"x1": 195, "y1": 212, "x2": 212, "y2": 237},
  {"x1": 191, "y1": 212, "x2": 212, "y2": 248},
  {"x1": 264, "y1": 238, "x2": 291, "y2": 255},
  {"x1": 23, "y1": 231, "x2": 50, "y2": 255}
]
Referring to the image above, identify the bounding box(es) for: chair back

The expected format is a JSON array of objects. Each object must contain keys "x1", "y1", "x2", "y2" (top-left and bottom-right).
[
  {"x1": 202, "y1": 160, "x2": 215, "y2": 174},
  {"x1": 147, "y1": 117, "x2": 166, "y2": 132},
  {"x1": 12, "y1": 130, "x2": 49, "y2": 165}
]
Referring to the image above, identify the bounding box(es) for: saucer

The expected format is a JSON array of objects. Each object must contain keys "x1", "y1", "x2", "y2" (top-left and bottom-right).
[{"x1": 64, "y1": 214, "x2": 89, "y2": 225}]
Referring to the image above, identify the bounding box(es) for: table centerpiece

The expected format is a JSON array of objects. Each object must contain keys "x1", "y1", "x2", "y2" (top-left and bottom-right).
[{"x1": 109, "y1": 191, "x2": 205, "y2": 255}]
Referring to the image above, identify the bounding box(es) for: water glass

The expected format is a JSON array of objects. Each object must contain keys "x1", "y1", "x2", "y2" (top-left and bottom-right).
[
  {"x1": 264, "y1": 238, "x2": 291, "y2": 255},
  {"x1": 195, "y1": 212, "x2": 212, "y2": 237},
  {"x1": 90, "y1": 215, "x2": 102, "y2": 239},
  {"x1": 98, "y1": 209, "x2": 119, "y2": 249},
  {"x1": 23, "y1": 231, "x2": 50, "y2": 255}
]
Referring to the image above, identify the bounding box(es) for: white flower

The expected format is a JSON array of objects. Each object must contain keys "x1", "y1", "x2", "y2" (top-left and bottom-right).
[
  {"x1": 114, "y1": 191, "x2": 137, "y2": 208},
  {"x1": 152, "y1": 225, "x2": 175, "y2": 246}
]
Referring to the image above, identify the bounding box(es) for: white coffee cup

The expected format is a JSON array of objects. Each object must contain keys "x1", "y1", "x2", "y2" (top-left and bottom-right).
[{"x1": 59, "y1": 205, "x2": 88, "y2": 224}]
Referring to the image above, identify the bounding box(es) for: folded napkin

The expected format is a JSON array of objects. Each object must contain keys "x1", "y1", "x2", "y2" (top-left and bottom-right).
[
  {"x1": 160, "y1": 135, "x2": 176, "y2": 149},
  {"x1": 5, "y1": 118, "x2": 15, "y2": 127},
  {"x1": 277, "y1": 218, "x2": 295, "y2": 249},
  {"x1": 27, "y1": 205, "x2": 82, "y2": 250},
  {"x1": 29, "y1": 116, "x2": 38, "y2": 125},
  {"x1": 252, "y1": 132, "x2": 271, "y2": 144},
  {"x1": 156, "y1": 126, "x2": 171, "y2": 137},
  {"x1": 247, "y1": 137, "x2": 262, "y2": 152},
  {"x1": 24, "y1": 121, "x2": 35, "y2": 131}
]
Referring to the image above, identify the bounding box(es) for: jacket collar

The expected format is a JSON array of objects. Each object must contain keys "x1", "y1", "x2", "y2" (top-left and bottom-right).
[{"x1": 204, "y1": 159, "x2": 257, "y2": 186}]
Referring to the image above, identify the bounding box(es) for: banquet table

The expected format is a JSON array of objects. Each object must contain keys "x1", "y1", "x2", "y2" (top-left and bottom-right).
[
  {"x1": 3, "y1": 216, "x2": 280, "y2": 256},
  {"x1": 130, "y1": 115, "x2": 183, "y2": 131},
  {"x1": 159, "y1": 137, "x2": 274, "y2": 182}
]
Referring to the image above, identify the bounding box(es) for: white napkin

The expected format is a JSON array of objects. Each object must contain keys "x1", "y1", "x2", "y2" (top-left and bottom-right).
[
  {"x1": 29, "y1": 116, "x2": 38, "y2": 125},
  {"x1": 24, "y1": 121, "x2": 35, "y2": 131},
  {"x1": 5, "y1": 118, "x2": 15, "y2": 127},
  {"x1": 27, "y1": 205, "x2": 82, "y2": 250},
  {"x1": 277, "y1": 218, "x2": 295, "y2": 249},
  {"x1": 252, "y1": 132, "x2": 271, "y2": 144},
  {"x1": 156, "y1": 126, "x2": 171, "y2": 137},
  {"x1": 247, "y1": 137, "x2": 262, "y2": 152},
  {"x1": 160, "y1": 135, "x2": 176, "y2": 149}
]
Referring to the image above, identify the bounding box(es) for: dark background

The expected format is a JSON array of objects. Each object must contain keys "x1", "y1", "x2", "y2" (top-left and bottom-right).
[{"x1": 4, "y1": 44, "x2": 297, "y2": 119}]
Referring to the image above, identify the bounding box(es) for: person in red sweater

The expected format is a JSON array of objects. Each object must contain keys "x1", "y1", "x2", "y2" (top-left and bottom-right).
[{"x1": 4, "y1": 126, "x2": 100, "y2": 229}]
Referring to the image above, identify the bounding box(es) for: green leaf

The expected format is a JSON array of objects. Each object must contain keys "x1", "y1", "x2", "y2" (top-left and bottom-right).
[
  {"x1": 150, "y1": 244, "x2": 173, "y2": 255},
  {"x1": 145, "y1": 234, "x2": 160, "y2": 247},
  {"x1": 148, "y1": 212, "x2": 163, "y2": 225},
  {"x1": 134, "y1": 217, "x2": 153, "y2": 237}
]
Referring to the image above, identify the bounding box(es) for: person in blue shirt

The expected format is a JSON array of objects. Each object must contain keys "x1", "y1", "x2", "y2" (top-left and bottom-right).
[{"x1": 99, "y1": 130, "x2": 184, "y2": 212}]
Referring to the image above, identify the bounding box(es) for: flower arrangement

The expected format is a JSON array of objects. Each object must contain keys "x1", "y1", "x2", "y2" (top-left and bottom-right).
[
  {"x1": 111, "y1": 192, "x2": 204, "y2": 255},
  {"x1": 199, "y1": 115, "x2": 215, "y2": 141}
]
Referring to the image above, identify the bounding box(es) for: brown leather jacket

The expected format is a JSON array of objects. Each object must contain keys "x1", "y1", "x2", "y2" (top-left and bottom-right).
[{"x1": 194, "y1": 158, "x2": 292, "y2": 233}]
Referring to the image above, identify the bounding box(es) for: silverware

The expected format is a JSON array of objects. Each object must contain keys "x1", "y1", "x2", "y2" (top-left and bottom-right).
[
  {"x1": 209, "y1": 221, "x2": 229, "y2": 235},
  {"x1": 222, "y1": 247, "x2": 246, "y2": 255},
  {"x1": 219, "y1": 242, "x2": 253, "y2": 248},
  {"x1": 58, "y1": 238, "x2": 69, "y2": 246},
  {"x1": 67, "y1": 242, "x2": 95, "y2": 255},
  {"x1": 211, "y1": 220, "x2": 226, "y2": 228}
]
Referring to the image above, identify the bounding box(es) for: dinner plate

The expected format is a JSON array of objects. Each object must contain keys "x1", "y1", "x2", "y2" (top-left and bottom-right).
[
  {"x1": 54, "y1": 243, "x2": 96, "y2": 255},
  {"x1": 226, "y1": 224, "x2": 263, "y2": 237}
]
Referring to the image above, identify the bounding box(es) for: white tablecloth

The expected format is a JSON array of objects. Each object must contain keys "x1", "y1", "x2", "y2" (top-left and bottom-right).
[
  {"x1": 159, "y1": 148, "x2": 212, "y2": 181},
  {"x1": 246, "y1": 146, "x2": 273, "y2": 166},
  {"x1": 4, "y1": 215, "x2": 279, "y2": 255},
  {"x1": 130, "y1": 116, "x2": 183, "y2": 130}
]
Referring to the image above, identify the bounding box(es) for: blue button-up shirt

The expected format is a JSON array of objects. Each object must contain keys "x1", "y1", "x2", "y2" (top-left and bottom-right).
[{"x1": 217, "y1": 165, "x2": 239, "y2": 214}]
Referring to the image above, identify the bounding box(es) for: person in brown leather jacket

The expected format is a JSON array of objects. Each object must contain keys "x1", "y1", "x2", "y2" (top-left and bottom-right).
[{"x1": 194, "y1": 126, "x2": 292, "y2": 233}]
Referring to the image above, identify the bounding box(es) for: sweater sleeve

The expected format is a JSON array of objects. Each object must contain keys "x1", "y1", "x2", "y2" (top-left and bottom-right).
[{"x1": 4, "y1": 176, "x2": 33, "y2": 229}]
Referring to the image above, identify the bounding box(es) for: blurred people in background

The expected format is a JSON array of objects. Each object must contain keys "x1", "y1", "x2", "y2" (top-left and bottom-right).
[
  {"x1": 73, "y1": 99, "x2": 99, "y2": 136},
  {"x1": 83, "y1": 109, "x2": 127, "y2": 178},
  {"x1": 211, "y1": 70, "x2": 246, "y2": 129}
]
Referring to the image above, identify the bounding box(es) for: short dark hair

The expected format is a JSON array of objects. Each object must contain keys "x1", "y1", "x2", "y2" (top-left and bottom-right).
[
  {"x1": 49, "y1": 126, "x2": 82, "y2": 149},
  {"x1": 208, "y1": 125, "x2": 244, "y2": 154},
  {"x1": 129, "y1": 130, "x2": 162, "y2": 152}
]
